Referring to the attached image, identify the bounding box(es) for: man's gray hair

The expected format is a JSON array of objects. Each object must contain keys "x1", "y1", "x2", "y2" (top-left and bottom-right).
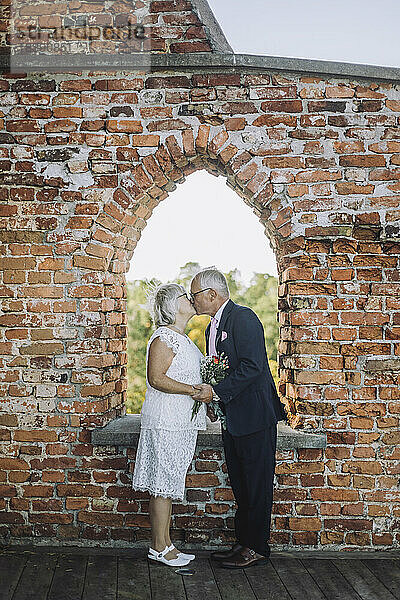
[
  {"x1": 152, "y1": 283, "x2": 186, "y2": 327},
  {"x1": 192, "y1": 267, "x2": 230, "y2": 299}
]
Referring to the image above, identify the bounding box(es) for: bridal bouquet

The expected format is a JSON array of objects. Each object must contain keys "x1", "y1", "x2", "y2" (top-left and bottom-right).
[{"x1": 191, "y1": 352, "x2": 229, "y2": 429}]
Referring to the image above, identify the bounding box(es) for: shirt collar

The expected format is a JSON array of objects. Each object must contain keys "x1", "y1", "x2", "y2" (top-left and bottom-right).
[{"x1": 212, "y1": 298, "x2": 229, "y2": 325}]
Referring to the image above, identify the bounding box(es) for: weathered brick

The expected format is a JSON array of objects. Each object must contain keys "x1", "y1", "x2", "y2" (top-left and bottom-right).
[
  {"x1": 170, "y1": 41, "x2": 212, "y2": 53},
  {"x1": 225, "y1": 117, "x2": 246, "y2": 130},
  {"x1": 308, "y1": 100, "x2": 347, "y2": 112},
  {"x1": 94, "y1": 79, "x2": 143, "y2": 91},
  {"x1": 106, "y1": 120, "x2": 143, "y2": 133},
  {"x1": 324, "y1": 519, "x2": 373, "y2": 531},
  {"x1": 145, "y1": 76, "x2": 192, "y2": 89},
  {"x1": 339, "y1": 155, "x2": 386, "y2": 167},
  {"x1": 148, "y1": 119, "x2": 189, "y2": 132},
  {"x1": 186, "y1": 473, "x2": 219, "y2": 487},
  {"x1": 130, "y1": 134, "x2": 160, "y2": 147},
  {"x1": 288, "y1": 518, "x2": 322, "y2": 531},
  {"x1": 73, "y1": 255, "x2": 107, "y2": 271},
  {"x1": 44, "y1": 120, "x2": 77, "y2": 133},
  {"x1": 195, "y1": 124, "x2": 210, "y2": 153},
  {"x1": 208, "y1": 130, "x2": 229, "y2": 156},
  {"x1": 326, "y1": 86, "x2": 355, "y2": 98},
  {"x1": 218, "y1": 144, "x2": 238, "y2": 164},
  {"x1": 1, "y1": 46, "x2": 399, "y2": 553},
  {"x1": 261, "y1": 100, "x2": 302, "y2": 112}
]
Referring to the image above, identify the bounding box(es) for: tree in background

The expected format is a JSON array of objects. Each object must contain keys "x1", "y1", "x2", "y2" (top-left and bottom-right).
[
  {"x1": 126, "y1": 279, "x2": 154, "y2": 413},
  {"x1": 126, "y1": 263, "x2": 279, "y2": 414}
]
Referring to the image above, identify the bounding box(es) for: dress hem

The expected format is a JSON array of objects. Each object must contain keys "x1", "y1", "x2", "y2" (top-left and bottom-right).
[{"x1": 132, "y1": 484, "x2": 183, "y2": 502}]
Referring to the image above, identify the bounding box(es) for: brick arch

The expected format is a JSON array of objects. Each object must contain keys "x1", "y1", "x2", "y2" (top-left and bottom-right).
[
  {"x1": 80, "y1": 126, "x2": 295, "y2": 277},
  {"x1": 70, "y1": 125, "x2": 296, "y2": 426},
  {"x1": 3, "y1": 72, "x2": 398, "y2": 440},
  {"x1": 3, "y1": 71, "x2": 399, "y2": 446}
]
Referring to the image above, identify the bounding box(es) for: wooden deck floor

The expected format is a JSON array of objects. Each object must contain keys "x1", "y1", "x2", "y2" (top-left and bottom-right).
[{"x1": 1, "y1": 545, "x2": 400, "y2": 600}]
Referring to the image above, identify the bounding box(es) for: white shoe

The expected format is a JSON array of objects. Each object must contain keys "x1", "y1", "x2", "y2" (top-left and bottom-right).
[
  {"x1": 148, "y1": 546, "x2": 191, "y2": 567},
  {"x1": 167, "y1": 544, "x2": 195, "y2": 561}
]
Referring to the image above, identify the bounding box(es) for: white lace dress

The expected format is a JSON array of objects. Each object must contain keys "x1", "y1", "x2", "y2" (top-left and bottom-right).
[{"x1": 132, "y1": 326, "x2": 207, "y2": 501}]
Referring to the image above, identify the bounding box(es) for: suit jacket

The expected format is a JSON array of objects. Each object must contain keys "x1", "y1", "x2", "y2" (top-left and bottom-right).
[{"x1": 205, "y1": 299, "x2": 287, "y2": 436}]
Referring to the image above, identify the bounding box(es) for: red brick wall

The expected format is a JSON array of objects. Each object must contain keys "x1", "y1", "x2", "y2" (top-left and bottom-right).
[
  {"x1": 6, "y1": 0, "x2": 214, "y2": 55},
  {"x1": 1, "y1": 66, "x2": 400, "y2": 549}
]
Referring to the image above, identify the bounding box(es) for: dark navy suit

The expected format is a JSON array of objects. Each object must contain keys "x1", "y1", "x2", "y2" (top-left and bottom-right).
[{"x1": 205, "y1": 299, "x2": 287, "y2": 555}]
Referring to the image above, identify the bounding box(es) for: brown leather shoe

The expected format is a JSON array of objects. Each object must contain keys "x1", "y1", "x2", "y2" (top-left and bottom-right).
[
  {"x1": 220, "y1": 546, "x2": 270, "y2": 569},
  {"x1": 210, "y1": 542, "x2": 243, "y2": 561}
]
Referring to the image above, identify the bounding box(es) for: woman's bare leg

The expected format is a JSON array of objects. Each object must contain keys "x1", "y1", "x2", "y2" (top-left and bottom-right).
[
  {"x1": 149, "y1": 495, "x2": 178, "y2": 559},
  {"x1": 165, "y1": 502, "x2": 187, "y2": 556},
  {"x1": 165, "y1": 501, "x2": 173, "y2": 547}
]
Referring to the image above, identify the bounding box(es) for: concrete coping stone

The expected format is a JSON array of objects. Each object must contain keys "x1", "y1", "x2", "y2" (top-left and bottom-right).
[
  {"x1": 191, "y1": 0, "x2": 233, "y2": 54},
  {"x1": 91, "y1": 414, "x2": 327, "y2": 450},
  {"x1": 1, "y1": 52, "x2": 400, "y2": 82}
]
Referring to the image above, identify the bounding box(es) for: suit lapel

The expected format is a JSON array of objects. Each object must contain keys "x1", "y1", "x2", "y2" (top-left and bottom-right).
[
  {"x1": 215, "y1": 299, "x2": 234, "y2": 350},
  {"x1": 205, "y1": 322, "x2": 210, "y2": 355}
]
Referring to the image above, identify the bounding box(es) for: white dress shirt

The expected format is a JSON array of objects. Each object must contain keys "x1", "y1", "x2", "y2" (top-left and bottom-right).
[{"x1": 209, "y1": 298, "x2": 229, "y2": 356}]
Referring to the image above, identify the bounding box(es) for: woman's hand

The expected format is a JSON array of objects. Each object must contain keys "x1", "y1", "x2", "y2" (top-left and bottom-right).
[{"x1": 192, "y1": 384, "x2": 213, "y2": 403}]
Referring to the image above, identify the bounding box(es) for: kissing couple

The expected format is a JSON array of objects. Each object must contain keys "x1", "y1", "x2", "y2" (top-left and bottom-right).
[{"x1": 132, "y1": 267, "x2": 287, "y2": 568}]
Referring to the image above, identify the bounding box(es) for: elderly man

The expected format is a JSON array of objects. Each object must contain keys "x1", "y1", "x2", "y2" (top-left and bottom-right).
[{"x1": 190, "y1": 267, "x2": 287, "y2": 569}]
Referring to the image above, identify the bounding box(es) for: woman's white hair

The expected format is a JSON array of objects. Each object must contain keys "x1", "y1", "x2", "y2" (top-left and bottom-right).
[
  {"x1": 149, "y1": 283, "x2": 186, "y2": 328},
  {"x1": 191, "y1": 267, "x2": 230, "y2": 299}
]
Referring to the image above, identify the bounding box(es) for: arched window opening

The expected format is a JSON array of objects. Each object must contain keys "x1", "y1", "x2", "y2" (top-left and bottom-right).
[{"x1": 125, "y1": 171, "x2": 279, "y2": 414}]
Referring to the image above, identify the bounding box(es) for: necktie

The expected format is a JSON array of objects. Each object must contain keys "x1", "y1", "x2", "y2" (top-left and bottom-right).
[{"x1": 209, "y1": 316, "x2": 218, "y2": 356}]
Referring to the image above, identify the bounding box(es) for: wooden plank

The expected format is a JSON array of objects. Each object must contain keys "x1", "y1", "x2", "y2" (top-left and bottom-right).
[
  {"x1": 47, "y1": 553, "x2": 87, "y2": 600},
  {"x1": 272, "y1": 551, "x2": 400, "y2": 560},
  {"x1": 82, "y1": 555, "x2": 117, "y2": 600},
  {"x1": 0, "y1": 552, "x2": 28, "y2": 600},
  {"x1": 245, "y1": 560, "x2": 292, "y2": 600},
  {"x1": 270, "y1": 557, "x2": 326, "y2": 600},
  {"x1": 118, "y1": 555, "x2": 151, "y2": 600},
  {"x1": 361, "y1": 559, "x2": 400, "y2": 600},
  {"x1": 301, "y1": 558, "x2": 361, "y2": 600},
  {"x1": 210, "y1": 561, "x2": 257, "y2": 600},
  {"x1": 11, "y1": 552, "x2": 58, "y2": 600},
  {"x1": 148, "y1": 559, "x2": 187, "y2": 600},
  {"x1": 333, "y1": 559, "x2": 398, "y2": 600},
  {"x1": 182, "y1": 556, "x2": 222, "y2": 600},
  {"x1": 4, "y1": 545, "x2": 400, "y2": 600}
]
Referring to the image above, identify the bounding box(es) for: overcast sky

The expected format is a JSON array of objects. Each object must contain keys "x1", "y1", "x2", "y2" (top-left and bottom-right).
[
  {"x1": 208, "y1": 0, "x2": 400, "y2": 67},
  {"x1": 128, "y1": 0, "x2": 399, "y2": 285},
  {"x1": 127, "y1": 171, "x2": 277, "y2": 284}
]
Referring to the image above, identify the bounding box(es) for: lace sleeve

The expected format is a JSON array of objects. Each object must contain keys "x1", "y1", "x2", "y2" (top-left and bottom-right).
[{"x1": 153, "y1": 327, "x2": 181, "y2": 355}]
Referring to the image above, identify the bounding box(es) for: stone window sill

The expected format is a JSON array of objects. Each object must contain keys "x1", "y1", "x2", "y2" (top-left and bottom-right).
[{"x1": 91, "y1": 415, "x2": 327, "y2": 450}]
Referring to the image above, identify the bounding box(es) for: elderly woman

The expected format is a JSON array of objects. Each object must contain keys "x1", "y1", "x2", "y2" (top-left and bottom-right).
[{"x1": 132, "y1": 283, "x2": 207, "y2": 567}]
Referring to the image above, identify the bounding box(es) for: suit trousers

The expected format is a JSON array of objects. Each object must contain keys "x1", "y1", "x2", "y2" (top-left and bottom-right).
[{"x1": 222, "y1": 424, "x2": 277, "y2": 556}]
